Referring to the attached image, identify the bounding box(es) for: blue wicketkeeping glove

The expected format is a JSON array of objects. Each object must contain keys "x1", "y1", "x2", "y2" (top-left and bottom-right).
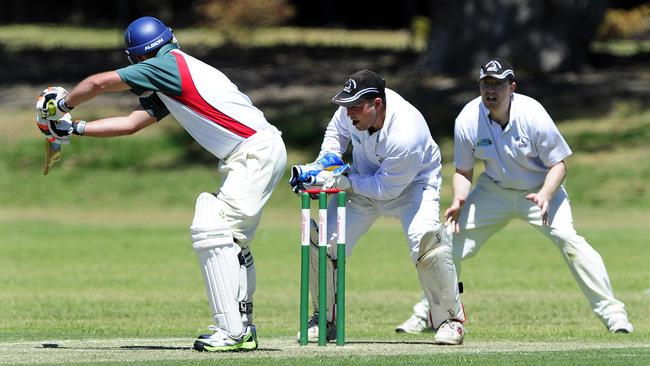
[{"x1": 289, "y1": 153, "x2": 349, "y2": 195}]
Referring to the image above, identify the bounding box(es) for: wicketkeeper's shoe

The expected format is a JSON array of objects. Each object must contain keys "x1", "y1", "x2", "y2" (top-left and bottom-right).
[
  {"x1": 193, "y1": 325, "x2": 258, "y2": 352},
  {"x1": 395, "y1": 314, "x2": 431, "y2": 334},
  {"x1": 433, "y1": 320, "x2": 465, "y2": 345},
  {"x1": 296, "y1": 312, "x2": 337, "y2": 343},
  {"x1": 608, "y1": 318, "x2": 633, "y2": 334}
]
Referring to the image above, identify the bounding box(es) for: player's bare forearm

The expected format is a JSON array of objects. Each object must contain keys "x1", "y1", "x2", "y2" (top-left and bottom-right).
[
  {"x1": 82, "y1": 110, "x2": 157, "y2": 137},
  {"x1": 65, "y1": 71, "x2": 131, "y2": 108},
  {"x1": 452, "y1": 168, "x2": 473, "y2": 202},
  {"x1": 537, "y1": 161, "x2": 566, "y2": 199},
  {"x1": 525, "y1": 161, "x2": 566, "y2": 226},
  {"x1": 445, "y1": 168, "x2": 473, "y2": 233}
]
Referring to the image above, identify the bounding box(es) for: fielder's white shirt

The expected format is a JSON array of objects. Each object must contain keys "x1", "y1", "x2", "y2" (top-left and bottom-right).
[
  {"x1": 320, "y1": 88, "x2": 442, "y2": 200},
  {"x1": 454, "y1": 93, "x2": 572, "y2": 190}
]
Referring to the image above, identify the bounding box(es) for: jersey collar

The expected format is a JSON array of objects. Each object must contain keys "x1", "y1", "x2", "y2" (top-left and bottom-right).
[{"x1": 155, "y1": 43, "x2": 180, "y2": 57}]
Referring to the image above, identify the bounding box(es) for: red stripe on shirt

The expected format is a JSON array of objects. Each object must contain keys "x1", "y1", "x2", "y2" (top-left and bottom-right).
[{"x1": 171, "y1": 51, "x2": 256, "y2": 138}]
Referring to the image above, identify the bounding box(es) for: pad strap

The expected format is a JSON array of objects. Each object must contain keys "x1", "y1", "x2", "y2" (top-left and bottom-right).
[
  {"x1": 238, "y1": 250, "x2": 254, "y2": 267},
  {"x1": 239, "y1": 301, "x2": 253, "y2": 314}
]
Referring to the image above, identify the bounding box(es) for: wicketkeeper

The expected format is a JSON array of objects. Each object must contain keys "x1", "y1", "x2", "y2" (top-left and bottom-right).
[
  {"x1": 291, "y1": 70, "x2": 465, "y2": 345},
  {"x1": 36, "y1": 16, "x2": 287, "y2": 352}
]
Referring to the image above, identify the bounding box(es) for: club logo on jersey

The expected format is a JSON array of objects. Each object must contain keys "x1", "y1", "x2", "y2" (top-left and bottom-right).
[
  {"x1": 476, "y1": 138, "x2": 493, "y2": 147},
  {"x1": 343, "y1": 79, "x2": 357, "y2": 93},
  {"x1": 515, "y1": 136, "x2": 529, "y2": 148}
]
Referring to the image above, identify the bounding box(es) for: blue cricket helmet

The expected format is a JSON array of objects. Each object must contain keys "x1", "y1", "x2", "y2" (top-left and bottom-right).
[{"x1": 124, "y1": 16, "x2": 174, "y2": 63}]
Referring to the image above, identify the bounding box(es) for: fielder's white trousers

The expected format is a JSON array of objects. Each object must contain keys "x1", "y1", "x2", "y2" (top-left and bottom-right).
[
  {"x1": 454, "y1": 173, "x2": 628, "y2": 324},
  {"x1": 326, "y1": 182, "x2": 441, "y2": 264},
  {"x1": 214, "y1": 126, "x2": 287, "y2": 248}
]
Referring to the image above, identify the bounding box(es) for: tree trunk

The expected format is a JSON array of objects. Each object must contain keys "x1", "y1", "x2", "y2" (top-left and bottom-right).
[{"x1": 424, "y1": 0, "x2": 608, "y2": 76}]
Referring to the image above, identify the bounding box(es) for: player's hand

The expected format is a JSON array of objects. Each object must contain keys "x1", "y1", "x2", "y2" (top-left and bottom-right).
[
  {"x1": 289, "y1": 153, "x2": 346, "y2": 189},
  {"x1": 289, "y1": 166, "x2": 318, "y2": 194},
  {"x1": 301, "y1": 165, "x2": 351, "y2": 198},
  {"x1": 323, "y1": 173, "x2": 351, "y2": 191},
  {"x1": 47, "y1": 116, "x2": 86, "y2": 138},
  {"x1": 444, "y1": 197, "x2": 465, "y2": 234},
  {"x1": 37, "y1": 86, "x2": 73, "y2": 121},
  {"x1": 525, "y1": 192, "x2": 550, "y2": 226}
]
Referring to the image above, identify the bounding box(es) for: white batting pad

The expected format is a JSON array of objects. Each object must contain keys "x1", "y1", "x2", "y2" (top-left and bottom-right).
[
  {"x1": 195, "y1": 244, "x2": 243, "y2": 337},
  {"x1": 416, "y1": 227, "x2": 464, "y2": 329},
  {"x1": 190, "y1": 192, "x2": 243, "y2": 337},
  {"x1": 191, "y1": 193, "x2": 234, "y2": 246}
]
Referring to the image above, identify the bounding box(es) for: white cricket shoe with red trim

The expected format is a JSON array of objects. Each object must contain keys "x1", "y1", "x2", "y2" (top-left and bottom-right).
[{"x1": 433, "y1": 320, "x2": 464, "y2": 345}]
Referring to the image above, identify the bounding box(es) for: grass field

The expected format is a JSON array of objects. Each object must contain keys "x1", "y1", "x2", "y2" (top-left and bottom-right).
[
  {"x1": 2, "y1": 207, "x2": 649, "y2": 365},
  {"x1": 2, "y1": 97, "x2": 650, "y2": 365}
]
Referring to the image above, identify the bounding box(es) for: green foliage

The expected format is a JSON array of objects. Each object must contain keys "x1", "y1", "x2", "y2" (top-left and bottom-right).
[
  {"x1": 0, "y1": 25, "x2": 417, "y2": 51},
  {"x1": 195, "y1": 0, "x2": 294, "y2": 44},
  {"x1": 0, "y1": 25, "x2": 122, "y2": 51},
  {"x1": 597, "y1": 5, "x2": 650, "y2": 40},
  {"x1": 409, "y1": 16, "x2": 431, "y2": 51}
]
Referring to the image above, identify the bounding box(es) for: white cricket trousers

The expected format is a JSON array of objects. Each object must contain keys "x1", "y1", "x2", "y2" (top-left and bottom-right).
[
  {"x1": 326, "y1": 182, "x2": 441, "y2": 263},
  {"x1": 454, "y1": 173, "x2": 628, "y2": 323},
  {"x1": 214, "y1": 126, "x2": 287, "y2": 248}
]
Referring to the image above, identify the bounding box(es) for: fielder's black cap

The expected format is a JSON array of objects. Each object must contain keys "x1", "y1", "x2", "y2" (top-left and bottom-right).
[
  {"x1": 332, "y1": 70, "x2": 386, "y2": 107},
  {"x1": 479, "y1": 58, "x2": 515, "y2": 81}
]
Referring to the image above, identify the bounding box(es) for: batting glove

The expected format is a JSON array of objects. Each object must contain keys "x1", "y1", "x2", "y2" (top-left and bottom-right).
[
  {"x1": 47, "y1": 116, "x2": 86, "y2": 140},
  {"x1": 37, "y1": 86, "x2": 72, "y2": 121}
]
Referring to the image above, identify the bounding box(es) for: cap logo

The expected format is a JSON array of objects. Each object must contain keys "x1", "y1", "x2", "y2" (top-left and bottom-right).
[
  {"x1": 485, "y1": 60, "x2": 501, "y2": 72},
  {"x1": 343, "y1": 79, "x2": 356, "y2": 93}
]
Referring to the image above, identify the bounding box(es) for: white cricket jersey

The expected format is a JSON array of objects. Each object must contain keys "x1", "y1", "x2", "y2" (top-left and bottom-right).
[
  {"x1": 454, "y1": 93, "x2": 572, "y2": 190},
  {"x1": 320, "y1": 88, "x2": 442, "y2": 200},
  {"x1": 158, "y1": 50, "x2": 271, "y2": 159}
]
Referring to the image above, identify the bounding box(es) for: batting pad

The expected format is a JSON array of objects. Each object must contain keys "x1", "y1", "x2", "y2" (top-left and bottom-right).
[
  {"x1": 416, "y1": 228, "x2": 464, "y2": 329},
  {"x1": 191, "y1": 193, "x2": 244, "y2": 338}
]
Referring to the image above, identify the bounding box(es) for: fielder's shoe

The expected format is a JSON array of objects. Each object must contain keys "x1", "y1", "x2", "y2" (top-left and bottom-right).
[
  {"x1": 608, "y1": 317, "x2": 633, "y2": 334},
  {"x1": 433, "y1": 320, "x2": 465, "y2": 345},
  {"x1": 395, "y1": 314, "x2": 431, "y2": 334},
  {"x1": 193, "y1": 325, "x2": 258, "y2": 352},
  {"x1": 296, "y1": 312, "x2": 336, "y2": 343}
]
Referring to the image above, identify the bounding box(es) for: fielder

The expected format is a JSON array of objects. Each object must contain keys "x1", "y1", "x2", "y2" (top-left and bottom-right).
[
  {"x1": 396, "y1": 58, "x2": 633, "y2": 334},
  {"x1": 37, "y1": 16, "x2": 287, "y2": 351},
  {"x1": 291, "y1": 70, "x2": 465, "y2": 345}
]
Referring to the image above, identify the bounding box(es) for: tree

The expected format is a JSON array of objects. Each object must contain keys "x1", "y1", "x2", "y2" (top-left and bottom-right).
[{"x1": 424, "y1": 0, "x2": 608, "y2": 76}]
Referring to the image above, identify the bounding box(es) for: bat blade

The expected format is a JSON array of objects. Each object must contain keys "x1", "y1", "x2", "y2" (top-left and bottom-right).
[{"x1": 43, "y1": 139, "x2": 63, "y2": 175}]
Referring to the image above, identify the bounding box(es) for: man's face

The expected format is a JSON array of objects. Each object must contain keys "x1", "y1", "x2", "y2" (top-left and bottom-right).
[
  {"x1": 346, "y1": 98, "x2": 379, "y2": 131},
  {"x1": 479, "y1": 77, "x2": 515, "y2": 111}
]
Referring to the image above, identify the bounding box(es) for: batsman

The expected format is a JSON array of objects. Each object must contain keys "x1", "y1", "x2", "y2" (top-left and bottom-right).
[
  {"x1": 35, "y1": 16, "x2": 287, "y2": 352},
  {"x1": 291, "y1": 70, "x2": 465, "y2": 345}
]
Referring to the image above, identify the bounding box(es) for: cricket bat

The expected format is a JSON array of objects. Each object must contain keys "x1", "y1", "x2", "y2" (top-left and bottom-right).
[{"x1": 43, "y1": 139, "x2": 62, "y2": 175}]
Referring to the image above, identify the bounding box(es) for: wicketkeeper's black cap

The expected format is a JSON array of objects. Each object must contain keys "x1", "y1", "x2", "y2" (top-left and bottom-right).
[
  {"x1": 479, "y1": 58, "x2": 516, "y2": 81},
  {"x1": 332, "y1": 70, "x2": 386, "y2": 107}
]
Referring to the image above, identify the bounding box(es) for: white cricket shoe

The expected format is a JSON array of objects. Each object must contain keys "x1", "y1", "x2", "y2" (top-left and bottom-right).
[
  {"x1": 433, "y1": 320, "x2": 465, "y2": 345},
  {"x1": 296, "y1": 312, "x2": 336, "y2": 342},
  {"x1": 395, "y1": 314, "x2": 430, "y2": 334},
  {"x1": 193, "y1": 325, "x2": 258, "y2": 352},
  {"x1": 608, "y1": 317, "x2": 633, "y2": 334}
]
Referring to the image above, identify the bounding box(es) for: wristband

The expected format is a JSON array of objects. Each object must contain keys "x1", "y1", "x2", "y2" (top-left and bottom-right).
[
  {"x1": 72, "y1": 120, "x2": 86, "y2": 135},
  {"x1": 57, "y1": 98, "x2": 74, "y2": 113}
]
